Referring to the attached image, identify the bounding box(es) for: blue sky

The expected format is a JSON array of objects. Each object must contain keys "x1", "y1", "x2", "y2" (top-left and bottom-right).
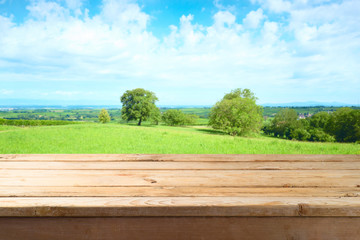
[{"x1": 0, "y1": 0, "x2": 359, "y2": 106}]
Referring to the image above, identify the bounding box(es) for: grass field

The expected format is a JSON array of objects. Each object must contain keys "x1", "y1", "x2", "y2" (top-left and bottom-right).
[{"x1": 1, "y1": 123, "x2": 358, "y2": 154}]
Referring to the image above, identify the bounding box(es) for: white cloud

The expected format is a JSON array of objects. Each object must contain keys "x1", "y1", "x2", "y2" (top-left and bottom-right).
[
  {"x1": 213, "y1": 0, "x2": 236, "y2": 12},
  {"x1": 0, "y1": 0, "x2": 359, "y2": 104},
  {"x1": 63, "y1": 0, "x2": 84, "y2": 10},
  {"x1": 178, "y1": 14, "x2": 204, "y2": 47},
  {"x1": 100, "y1": 0, "x2": 149, "y2": 32},
  {"x1": 262, "y1": 21, "x2": 279, "y2": 44},
  {"x1": 26, "y1": 1, "x2": 69, "y2": 20},
  {"x1": 213, "y1": 11, "x2": 236, "y2": 28},
  {"x1": 252, "y1": 0, "x2": 292, "y2": 13},
  {"x1": 294, "y1": 23, "x2": 317, "y2": 43},
  {"x1": 243, "y1": 8, "x2": 265, "y2": 28}
]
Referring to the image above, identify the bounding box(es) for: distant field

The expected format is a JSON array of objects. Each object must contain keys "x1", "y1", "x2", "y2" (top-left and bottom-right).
[
  {"x1": 0, "y1": 123, "x2": 358, "y2": 154},
  {"x1": 3, "y1": 106, "x2": 359, "y2": 122}
]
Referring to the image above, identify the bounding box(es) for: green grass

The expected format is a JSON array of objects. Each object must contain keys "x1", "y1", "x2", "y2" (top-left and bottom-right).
[
  {"x1": 0, "y1": 123, "x2": 358, "y2": 154},
  {"x1": 0, "y1": 125, "x2": 20, "y2": 132}
]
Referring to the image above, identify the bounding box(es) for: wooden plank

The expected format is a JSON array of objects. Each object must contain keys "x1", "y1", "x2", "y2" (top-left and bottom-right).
[
  {"x1": 1, "y1": 170, "x2": 359, "y2": 187},
  {"x1": 2, "y1": 161, "x2": 360, "y2": 170},
  {"x1": 0, "y1": 197, "x2": 360, "y2": 217},
  {"x1": 1, "y1": 154, "x2": 359, "y2": 162},
  {"x1": 1, "y1": 217, "x2": 360, "y2": 240},
  {"x1": 0, "y1": 186, "x2": 359, "y2": 197}
]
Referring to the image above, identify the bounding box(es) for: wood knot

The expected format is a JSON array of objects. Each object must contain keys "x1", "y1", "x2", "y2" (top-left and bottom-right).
[
  {"x1": 144, "y1": 178, "x2": 157, "y2": 184},
  {"x1": 344, "y1": 193, "x2": 359, "y2": 197}
]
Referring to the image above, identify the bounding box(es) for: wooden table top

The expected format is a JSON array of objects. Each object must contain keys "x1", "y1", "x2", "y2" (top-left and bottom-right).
[{"x1": 0, "y1": 154, "x2": 360, "y2": 217}]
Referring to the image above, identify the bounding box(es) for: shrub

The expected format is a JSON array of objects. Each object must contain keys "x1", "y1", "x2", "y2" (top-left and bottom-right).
[
  {"x1": 162, "y1": 109, "x2": 198, "y2": 126},
  {"x1": 309, "y1": 129, "x2": 335, "y2": 142},
  {"x1": 289, "y1": 128, "x2": 311, "y2": 141},
  {"x1": 150, "y1": 107, "x2": 161, "y2": 125}
]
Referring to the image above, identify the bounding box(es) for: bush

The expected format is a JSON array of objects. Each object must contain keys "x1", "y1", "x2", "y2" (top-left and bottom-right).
[
  {"x1": 150, "y1": 107, "x2": 161, "y2": 125},
  {"x1": 309, "y1": 129, "x2": 335, "y2": 142},
  {"x1": 162, "y1": 109, "x2": 198, "y2": 126},
  {"x1": 289, "y1": 128, "x2": 311, "y2": 141}
]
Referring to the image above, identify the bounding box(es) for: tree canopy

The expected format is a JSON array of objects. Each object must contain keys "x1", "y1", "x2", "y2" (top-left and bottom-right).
[
  {"x1": 120, "y1": 88, "x2": 158, "y2": 126},
  {"x1": 269, "y1": 108, "x2": 298, "y2": 138},
  {"x1": 325, "y1": 108, "x2": 360, "y2": 142},
  {"x1": 208, "y1": 88, "x2": 263, "y2": 136},
  {"x1": 98, "y1": 109, "x2": 110, "y2": 123}
]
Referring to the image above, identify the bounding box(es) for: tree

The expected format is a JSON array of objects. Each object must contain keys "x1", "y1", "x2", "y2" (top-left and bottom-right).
[
  {"x1": 270, "y1": 108, "x2": 298, "y2": 138},
  {"x1": 324, "y1": 108, "x2": 360, "y2": 142},
  {"x1": 309, "y1": 112, "x2": 330, "y2": 129},
  {"x1": 120, "y1": 88, "x2": 158, "y2": 126},
  {"x1": 208, "y1": 88, "x2": 263, "y2": 136},
  {"x1": 98, "y1": 109, "x2": 110, "y2": 123}
]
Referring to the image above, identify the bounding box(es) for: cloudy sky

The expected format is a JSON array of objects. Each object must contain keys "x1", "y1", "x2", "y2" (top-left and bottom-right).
[{"x1": 0, "y1": 0, "x2": 359, "y2": 106}]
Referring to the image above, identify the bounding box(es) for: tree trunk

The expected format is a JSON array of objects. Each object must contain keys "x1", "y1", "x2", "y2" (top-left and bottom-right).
[{"x1": 138, "y1": 118, "x2": 142, "y2": 126}]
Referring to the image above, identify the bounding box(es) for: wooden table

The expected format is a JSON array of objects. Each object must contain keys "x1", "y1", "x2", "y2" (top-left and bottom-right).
[{"x1": 0, "y1": 154, "x2": 360, "y2": 239}]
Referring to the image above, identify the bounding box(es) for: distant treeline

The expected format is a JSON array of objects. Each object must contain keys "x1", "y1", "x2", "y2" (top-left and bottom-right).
[
  {"x1": 0, "y1": 118, "x2": 82, "y2": 126},
  {"x1": 3, "y1": 106, "x2": 360, "y2": 122},
  {"x1": 262, "y1": 106, "x2": 360, "y2": 117},
  {"x1": 263, "y1": 108, "x2": 360, "y2": 143}
]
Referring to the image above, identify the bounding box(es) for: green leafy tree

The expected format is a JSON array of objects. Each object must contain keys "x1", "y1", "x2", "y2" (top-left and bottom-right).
[
  {"x1": 120, "y1": 88, "x2": 158, "y2": 126},
  {"x1": 324, "y1": 108, "x2": 360, "y2": 142},
  {"x1": 309, "y1": 112, "x2": 330, "y2": 129},
  {"x1": 208, "y1": 88, "x2": 263, "y2": 136},
  {"x1": 98, "y1": 109, "x2": 110, "y2": 123},
  {"x1": 270, "y1": 108, "x2": 298, "y2": 138}
]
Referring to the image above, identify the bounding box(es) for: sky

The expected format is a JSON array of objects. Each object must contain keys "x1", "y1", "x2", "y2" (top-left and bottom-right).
[{"x1": 0, "y1": 0, "x2": 359, "y2": 106}]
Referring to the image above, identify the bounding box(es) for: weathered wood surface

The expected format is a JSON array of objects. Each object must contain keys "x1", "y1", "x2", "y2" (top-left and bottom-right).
[
  {"x1": 1, "y1": 217, "x2": 360, "y2": 240},
  {"x1": 0, "y1": 154, "x2": 359, "y2": 217}
]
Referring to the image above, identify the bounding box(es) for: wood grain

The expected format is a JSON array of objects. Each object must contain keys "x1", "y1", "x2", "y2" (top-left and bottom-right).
[
  {"x1": 1, "y1": 197, "x2": 360, "y2": 217},
  {"x1": 2, "y1": 161, "x2": 360, "y2": 170},
  {"x1": 1, "y1": 186, "x2": 359, "y2": 197},
  {"x1": 1, "y1": 217, "x2": 360, "y2": 240},
  {"x1": 0, "y1": 154, "x2": 359, "y2": 219},
  {"x1": 1, "y1": 169, "x2": 359, "y2": 187}
]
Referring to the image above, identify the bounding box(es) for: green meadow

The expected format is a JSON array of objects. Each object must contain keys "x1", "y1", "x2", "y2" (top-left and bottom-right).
[{"x1": 0, "y1": 123, "x2": 358, "y2": 154}]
